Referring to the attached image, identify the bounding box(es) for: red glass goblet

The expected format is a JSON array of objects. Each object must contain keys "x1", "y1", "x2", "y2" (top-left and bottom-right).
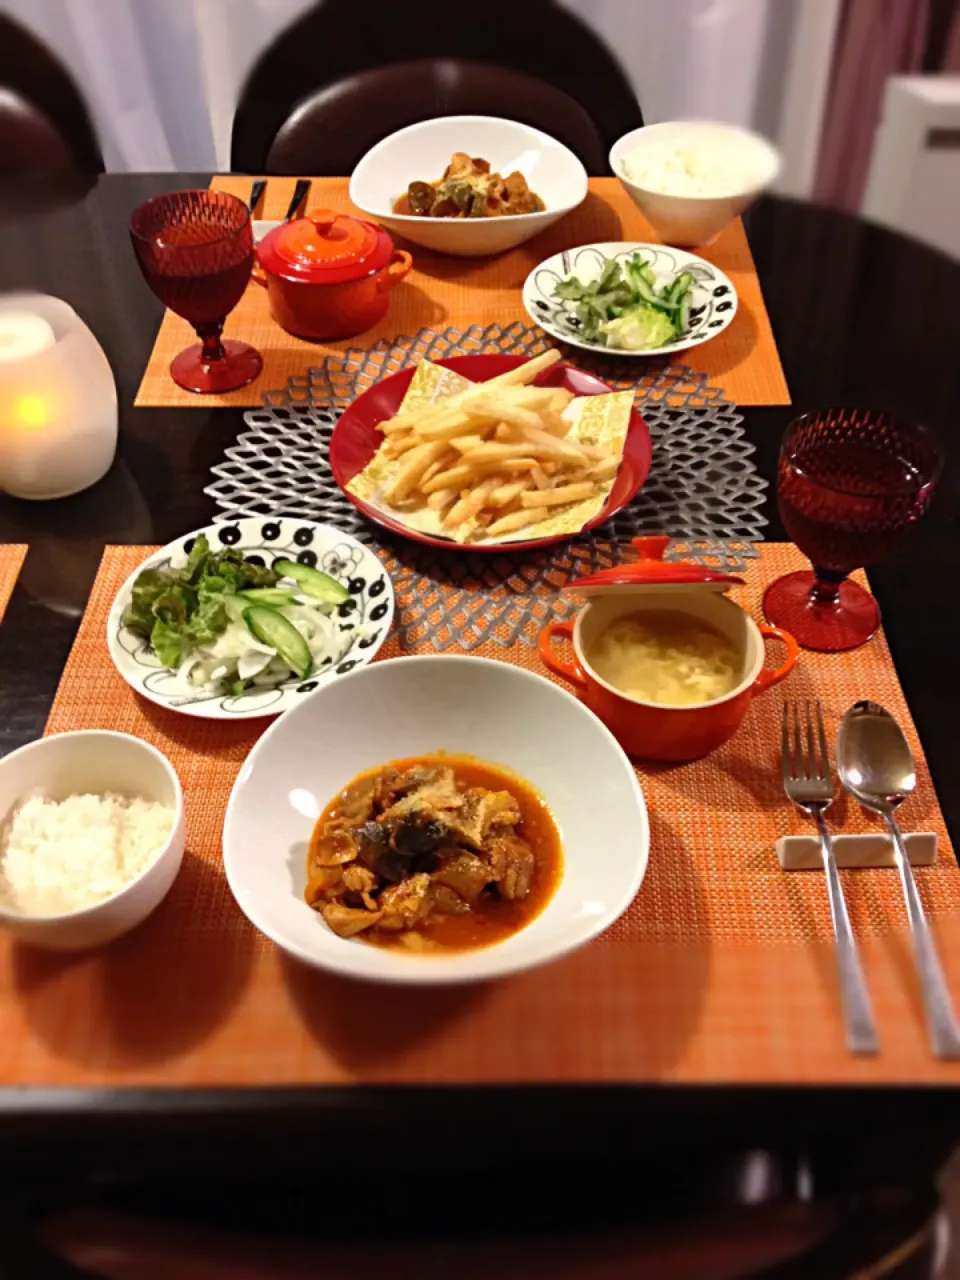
[
  {"x1": 130, "y1": 189, "x2": 262, "y2": 394},
  {"x1": 764, "y1": 409, "x2": 941, "y2": 651}
]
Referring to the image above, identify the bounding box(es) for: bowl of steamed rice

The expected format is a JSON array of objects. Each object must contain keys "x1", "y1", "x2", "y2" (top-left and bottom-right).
[
  {"x1": 537, "y1": 537, "x2": 799, "y2": 761},
  {"x1": 0, "y1": 730, "x2": 184, "y2": 949},
  {"x1": 610, "y1": 121, "x2": 781, "y2": 247}
]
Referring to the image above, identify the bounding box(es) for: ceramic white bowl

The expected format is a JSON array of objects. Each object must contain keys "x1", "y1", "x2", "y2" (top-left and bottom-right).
[
  {"x1": 107, "y1": 517, "x2": 394, "y2": 720},
  {"x1": 0, "y1": 731, "x2": 184, "y2": 950},
  {"x1": 610, "y1": 121, "x2": 781, "y2": 247},
  {"x1": 350, "y1": 116, "x2": 588, "y2": 257},
  {"x1": 224, "y1": 656, "x2": 648, "y2": 985}
]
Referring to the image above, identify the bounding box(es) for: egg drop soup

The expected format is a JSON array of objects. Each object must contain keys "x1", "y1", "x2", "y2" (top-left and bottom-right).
[{"x1": 587, "y1": 609, "x2": 742, "y2": 707}]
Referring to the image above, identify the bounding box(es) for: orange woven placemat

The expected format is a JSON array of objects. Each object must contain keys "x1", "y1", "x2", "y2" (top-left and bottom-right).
[
  {"x1": 134, "y1": 176, "x2": 789, "y2": 411},
  {"x1": 0, "y1": 546, "x2": 25, "y2": 620},
  {"x1": 1, "y1": 542, "x2": 957, "y2": 1089}
]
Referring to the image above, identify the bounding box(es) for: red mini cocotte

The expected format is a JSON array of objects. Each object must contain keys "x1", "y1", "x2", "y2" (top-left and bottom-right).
[
  {"x1": 539, "y1": 536, "x2": 799, "y2": 762},
  {"x1": 254, "y1": 208, "x2": 412, "y2": 341}
]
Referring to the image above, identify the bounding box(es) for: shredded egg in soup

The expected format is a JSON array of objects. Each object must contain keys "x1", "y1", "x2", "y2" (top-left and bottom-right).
[{"x1": 588, "y1": 609, "x2": 741, "y2": 707}]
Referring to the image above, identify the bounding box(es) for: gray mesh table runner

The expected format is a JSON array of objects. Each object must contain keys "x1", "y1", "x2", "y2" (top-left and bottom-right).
[{"x1": 206, "y1": 324, "x2": 767, "y2": 649}]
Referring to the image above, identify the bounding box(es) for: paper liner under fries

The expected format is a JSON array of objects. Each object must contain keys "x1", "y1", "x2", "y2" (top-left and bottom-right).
[{"x1": 346, "y1": 361, "x2": 635, "y2": 545}]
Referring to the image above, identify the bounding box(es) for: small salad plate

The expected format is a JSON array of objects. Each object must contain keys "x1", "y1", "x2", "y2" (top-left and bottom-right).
[
  {"x1": 107, "y1": 518, "x2": 394, "y2": 720},
  {"x1": 522, "y1": 241, "x2": 738, "y2": 357}
]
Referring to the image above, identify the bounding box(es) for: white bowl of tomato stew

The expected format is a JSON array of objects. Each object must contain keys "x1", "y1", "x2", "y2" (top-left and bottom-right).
[
  {"x1": 223, "y1": 655, "x2": 648, "y2": 985},
  {"x1": 349, "y1": 116, "x2": 588, "y2": 258}
]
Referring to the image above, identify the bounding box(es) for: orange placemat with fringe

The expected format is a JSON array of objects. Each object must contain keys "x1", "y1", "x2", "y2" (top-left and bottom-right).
[
  {"x1": 134, "y1": 176, "x2": 789, "y2": 411},
  {"x1": 0, "y1": 546, "x2": 25, "y2": 620},
  {"x1": 1, "y1": 542, "x2": 956, "y2": 1089}
]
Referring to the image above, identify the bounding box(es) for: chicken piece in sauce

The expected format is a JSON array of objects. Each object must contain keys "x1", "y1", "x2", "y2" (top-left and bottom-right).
[
  {"x1": 401, "y1": 153, "x2": 545, "y2": 219},
  {"x1": 305, "y1": 756, "x2": 561, "y2": 952}
]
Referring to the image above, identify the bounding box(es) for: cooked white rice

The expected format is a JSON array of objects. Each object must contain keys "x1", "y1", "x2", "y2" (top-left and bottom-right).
[
  {"x1": 0, "y1": 792, "x2": 174, "y2": 916},
  {"x1": 622, "y1": 138, "x2": 769, "y2": 198}
]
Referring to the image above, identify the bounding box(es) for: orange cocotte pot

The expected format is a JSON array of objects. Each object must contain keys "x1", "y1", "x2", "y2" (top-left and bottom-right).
[
  {"x1": 538, "y1": 537, "x2": 799, "y2": 762},
  {"x1": 254, "y1": 208, "x2": 412, "y2": 340}
]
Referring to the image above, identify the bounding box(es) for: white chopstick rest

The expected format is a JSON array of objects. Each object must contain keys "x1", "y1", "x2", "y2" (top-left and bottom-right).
[{"x1": 777, "y1": 832, "x2": 937, "y2": 870}]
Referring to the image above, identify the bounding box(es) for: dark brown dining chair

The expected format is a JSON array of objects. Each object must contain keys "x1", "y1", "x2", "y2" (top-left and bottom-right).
[
  {"x1": 0, "y1": 16, "x2": 103, "y2": 175},
  {"x1": 231, "y1": 0, "x2": 643, "y2": 177},
  {"x1": 265, "y1": 59, "x2": 608, "y2": 176}
]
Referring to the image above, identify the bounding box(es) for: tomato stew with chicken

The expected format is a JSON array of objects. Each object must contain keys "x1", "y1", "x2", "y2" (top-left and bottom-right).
[
  {"x1": 393, "y1": 153, "x2": 545, "y2": 219},
  {"x1": 306, "y1": 754, "x2": 562, "y2": 953}
]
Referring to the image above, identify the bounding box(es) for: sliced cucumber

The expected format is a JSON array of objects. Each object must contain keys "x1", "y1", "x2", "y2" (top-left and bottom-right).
[
  {"x1": 224, "y1": 595, "x2": 247, "y2": 625},
  {"x1": 677, "y1": 292, "x2": 691, "y2": 334},
  {"x1": 630, "y1": 272, "x2": 677, "y2": 313},
  {"x1": 665, "y1": 272, "x2": 693, "y2": 307},
  {"x1": 244, "y1": 606, "x2": 312, "y2": 679},
  {"x1": 235, "y1": 588, "x2": 298, "y2": 608},
  {"x1": 273, "y1": 560, "x2": 349, "y2": 605}
]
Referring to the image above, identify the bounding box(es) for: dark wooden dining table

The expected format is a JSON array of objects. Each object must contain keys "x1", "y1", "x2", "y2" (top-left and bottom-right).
[{"x1": 0, "y1": 173, "x2": 958, "y2": 1271}]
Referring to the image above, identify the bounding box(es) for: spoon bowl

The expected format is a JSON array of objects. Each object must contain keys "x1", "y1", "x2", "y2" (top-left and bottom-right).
[{"x1": 836, "y1": 700, "x2": 916, "y2": 812}]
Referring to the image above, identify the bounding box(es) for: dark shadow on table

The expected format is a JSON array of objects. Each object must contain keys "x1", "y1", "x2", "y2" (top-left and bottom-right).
[
  {"x1": 136, "y1": 695, "x2": 269, "y2": 754},
  {"x1": 386, "y1": 279, "x2": 448, "y2": 329},
  {"x1": 285, "y1": 808, "x2": 707, "y2": 1081},
  {"x1": 12, "y1": 850, "x2": 255, "y2": 1068},
  {"x1": 281, "y1": 953, "x2": 490, "y2": 1071},
  {"x1": 685, "y1": 300, "x2": 761, "y2": 381},
  {"x1": 853, "y1": 872, "x2": 929, "y2": 1032}
]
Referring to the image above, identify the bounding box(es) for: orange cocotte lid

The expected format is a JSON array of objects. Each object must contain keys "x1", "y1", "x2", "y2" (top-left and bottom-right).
[
  {"x1": 562, "y1": 536, "x2": 745, "y2": 598},
  {"x1": 256, "y1": 209, "x2": 395, "y2": 285}
]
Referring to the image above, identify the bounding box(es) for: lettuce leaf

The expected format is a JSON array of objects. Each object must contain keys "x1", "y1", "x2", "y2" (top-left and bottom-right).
[{"x1": 124, "y1": 536, "x2": 280, "y2": 668}]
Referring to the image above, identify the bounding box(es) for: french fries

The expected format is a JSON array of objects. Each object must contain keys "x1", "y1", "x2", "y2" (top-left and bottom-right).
[
  {"x1": 365, "y1": 349, "x2": 626, "y2": 542},
  {"x1": 521, "y1": 481, "x2": 595, "y2": 508}
]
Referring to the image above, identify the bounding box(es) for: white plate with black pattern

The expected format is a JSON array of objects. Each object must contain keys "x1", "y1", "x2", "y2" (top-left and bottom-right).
[
  {"x1": 522, "y1": 241, "x2": 738, "y2": 357},
  {"x1": 106, "y1": 519, "x2": 395, "y2": 720}
]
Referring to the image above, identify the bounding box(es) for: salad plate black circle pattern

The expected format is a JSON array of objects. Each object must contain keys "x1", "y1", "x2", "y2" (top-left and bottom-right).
[
  {"x1": 522, "y1": 241, "x2": 738, "y2": 357},
  {"x1": 106, "y1": 518, "x2": 395, "y2": 721}
]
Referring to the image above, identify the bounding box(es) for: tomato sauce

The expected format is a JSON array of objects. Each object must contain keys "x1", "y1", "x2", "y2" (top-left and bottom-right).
[{"x1": 310, "y1": 753, "x2": 563, "y2": 953}]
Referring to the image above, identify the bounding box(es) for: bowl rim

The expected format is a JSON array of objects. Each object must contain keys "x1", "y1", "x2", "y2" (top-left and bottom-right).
[
  {"x1": 609, "y1": 119, "x2": 782, "y2": 201},
  {"x1": 105, "y1": 517, "x2": 395, "y2": 721},
  {"x1": 0, "y1": 730, "x2": 185, "y2": 924},
  {"x1": 569, "y1": 593, "x2": 767, "y2": 711},
  {"x1": 222, "y1": 654, "x2": 649, "y2": 986},
  {"x1": 349, "y1": 113, "x2": 589, "y2": 223}
]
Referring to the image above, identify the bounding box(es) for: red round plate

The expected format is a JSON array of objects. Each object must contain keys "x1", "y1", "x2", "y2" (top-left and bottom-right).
[{"x1": 329, "y1": 354, "x2": 653, "y2": 553}]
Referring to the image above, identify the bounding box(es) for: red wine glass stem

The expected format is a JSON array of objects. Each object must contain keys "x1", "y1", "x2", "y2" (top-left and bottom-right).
[
  {"x1": 197, "y1": 321, "x2": 226, "y2": 363},
  {"x1": 811, "y1": 567, "x2": 845, "y2": 606}
]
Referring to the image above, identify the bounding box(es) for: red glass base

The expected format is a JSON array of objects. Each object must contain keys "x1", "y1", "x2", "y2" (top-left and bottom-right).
[
  {"x1": 170, "y1": 339, "x2": 262, "y2": 394},
  {"x1": 763, "y1": 571, "x2": 879, "y2": 652}
]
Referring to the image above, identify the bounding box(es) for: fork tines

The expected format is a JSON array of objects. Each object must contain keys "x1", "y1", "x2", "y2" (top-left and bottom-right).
[{"x1": 782, "y1": 700, "x2": 832, "y2": 786}]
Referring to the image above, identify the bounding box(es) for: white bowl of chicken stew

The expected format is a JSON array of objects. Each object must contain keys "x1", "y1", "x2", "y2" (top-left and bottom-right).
[
  {"x1": 223, "y1": 656, "x2": 648, "y2": 984},
  {"x1": 349, "y1": 116, "x2": 588, "y2": 257}
]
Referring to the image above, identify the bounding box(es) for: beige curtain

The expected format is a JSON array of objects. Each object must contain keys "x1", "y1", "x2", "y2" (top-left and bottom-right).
[{"x1": 813, "y1": 0, "x2": 932, "y2": 212}]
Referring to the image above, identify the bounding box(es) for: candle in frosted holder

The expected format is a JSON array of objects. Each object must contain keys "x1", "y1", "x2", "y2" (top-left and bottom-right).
[{"x1": 0, "y1": 293, "x2": 117, "y2": 500}]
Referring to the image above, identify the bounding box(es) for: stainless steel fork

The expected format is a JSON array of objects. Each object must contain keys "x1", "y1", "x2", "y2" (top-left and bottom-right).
[{"x1": 781, "y1": 700, "x2": 879, "y2": 1055}]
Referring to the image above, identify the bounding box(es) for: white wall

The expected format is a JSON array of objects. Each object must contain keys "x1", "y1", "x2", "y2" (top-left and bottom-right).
[{"x1": 1, "y1": 0, "x2": 829, "y2": 173}]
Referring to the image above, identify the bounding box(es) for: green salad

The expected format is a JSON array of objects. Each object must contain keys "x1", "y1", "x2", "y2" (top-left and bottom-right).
[
  {"x1": 124, "y1": 534, "x2": 353, "y2": 695},
  {"x1": 553, "y1": 253, "x2": 693, "y2": 351}
]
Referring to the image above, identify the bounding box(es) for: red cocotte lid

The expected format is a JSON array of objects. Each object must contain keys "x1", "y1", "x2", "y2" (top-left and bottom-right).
[
  {"x1": 256, "y1": 209, "x2": 394, "y2": 285},
  {"x1": 562, "y1": 536, "x2": 745, "y2": 598}
]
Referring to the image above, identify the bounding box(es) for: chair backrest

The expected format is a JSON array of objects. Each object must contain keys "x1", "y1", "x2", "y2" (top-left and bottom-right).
[
  {"x1": 232, "y1": 0, "x2": 642, "y2": 176},
  {"x1": 266, "y1": 60, "x2": 608, "y2": 176},
  {"x1": 0, "y1": 16, "x2": 103, "y2": 174}
]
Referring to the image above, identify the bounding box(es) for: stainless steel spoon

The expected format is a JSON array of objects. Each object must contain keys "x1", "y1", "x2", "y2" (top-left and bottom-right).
[{"x1": 836, "y1": 700, "x2": 960, "y2": 1059}]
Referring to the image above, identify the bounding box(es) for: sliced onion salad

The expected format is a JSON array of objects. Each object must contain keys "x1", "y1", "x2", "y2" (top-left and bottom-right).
[{"x1": 179, "y1": 589, "x2": 363, "y2": 694}]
